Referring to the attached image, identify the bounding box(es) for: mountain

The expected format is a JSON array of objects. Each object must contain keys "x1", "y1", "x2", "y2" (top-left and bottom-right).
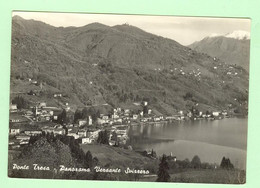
[
  {"x1": 188, "y1": 31, "x2": 250, "y2": 71},
  {"x1": 10, "y1": 16, "x2": 249, "y2": 115},
  {"x1": 225, "y1": 30, "x2": 250, "y2": 40}
]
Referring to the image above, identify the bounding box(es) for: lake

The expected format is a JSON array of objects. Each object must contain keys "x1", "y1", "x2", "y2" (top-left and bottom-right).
[{"x1": 128, "y1": 118, "x2": 247, "y2": 169}]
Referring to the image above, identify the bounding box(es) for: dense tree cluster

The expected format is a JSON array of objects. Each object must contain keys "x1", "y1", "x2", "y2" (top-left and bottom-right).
[
  {"x1": 28, "y1": 133, "x2": 96, "y2": 169},
  {"x1": 97, "y1": 130, "x2": 110, "y2": 145},
  {"x1": 12, "y1": 96, "x2": 29, "y2": 109},
  {"x1": 220, "y1": 157, "x2": 234, "y2": 169},
  {"x1": 73, "y1": 107, "x2": 100, "y2": 123},
  {"x1": 191, "y1": 155, "x2": 201, "y2": 168},
  {"x1": 57, "y1": 109, "x2": 67, "y2": 125}
]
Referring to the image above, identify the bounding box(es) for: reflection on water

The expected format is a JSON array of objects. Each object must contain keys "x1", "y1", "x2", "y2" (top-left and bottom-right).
[{"x1": 128, "y1": 118, "x2": 247, "y2": 169}]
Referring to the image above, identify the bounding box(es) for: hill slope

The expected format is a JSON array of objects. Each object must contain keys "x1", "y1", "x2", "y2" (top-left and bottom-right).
[
  {"x1": 189, "y1": 32, "x2": 250, "y2": 71},
  {"x1": 10, "y1": 16, "x2": 249, "y2": 114}
]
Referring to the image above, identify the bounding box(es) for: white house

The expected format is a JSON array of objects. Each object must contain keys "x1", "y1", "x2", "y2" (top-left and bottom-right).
[
  {"x1": 10, "y1": 128, "x2": 20, "y2": 135},
  {"x1": 82, "y1": 137, "x2": 93, "y2": 144},
  {"x1": 24, "y1": 130, "x2": 42, "y2": 136},
  {"x1": 87, "y1": 129, "x2": 100, "y2": 139},
  {"x1": 79, "y1": 120, "x2": 87, "y2": 126},
  {"x1": 53, "y1": 93, "x2": 62, "y2": 98},
  {"x1": 78, "y1": 130, "x2": 87, "y2": 138},
  {"x1": 212, "y1": 112, "x2": 220, "y2": 117},
  {"x1": 133, "y1": 114, "x2": 138, "y2": 120},
  {"x1": 53, "y1": 128, "x2": 65, "y2": 135},
  {"x1": 88, "y1": 116, "x2": 92, "y2": 125},
  {"x1": 38, "y1": 102, "x2": 47, "y2": 108},
  {"x1": 10, "y1": 104, "x2": 17, "y2": 112},
  {"x1": 16, "y1": 134, "x2": 30, "y2": 141},
  {"x1": 68, "y1": 128, "x2": 79, "y2": 139}
]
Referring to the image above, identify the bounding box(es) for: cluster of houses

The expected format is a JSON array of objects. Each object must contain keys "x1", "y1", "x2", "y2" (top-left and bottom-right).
[
  {"x1": 9, "y1": 98, "x2": 230, "y2": 150},
  {"x1": 9, "y1": 102, "x2": 131, "y2": 149}
]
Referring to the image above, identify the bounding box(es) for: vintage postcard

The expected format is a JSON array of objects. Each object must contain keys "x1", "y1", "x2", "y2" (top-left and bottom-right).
[{"x1": 8, "y1": 11, "x2": 250, "y2": 183}]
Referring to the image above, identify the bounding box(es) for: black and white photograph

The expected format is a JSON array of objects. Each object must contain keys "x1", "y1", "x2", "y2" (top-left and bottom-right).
[{"x1": 8, "y1": 11, "x2": 250, "y2": 183}]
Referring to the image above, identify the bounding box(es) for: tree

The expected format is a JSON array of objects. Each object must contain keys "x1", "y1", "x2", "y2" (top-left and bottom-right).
[
  {"x1": 157, "y1": 154, "x2": 170, "y2": 182},
  {"x1": 151, "y1": 149, "x2": 157, "y2": 158},
  {"x1": 63, "y1": 125, "x2": 68, "y2": 135},
  {"x1": 191, "y1": 155, "x2": 201, "y2": 168},
  {"x1": 183, "y1": 92, "x2": 193, "y2": 100},
  {"x1": 81, "y1": 107, "x2": 100, "y2": 122},
  {"x1": 97, "y1": 130, "x2": 110, "y2": 145},
  {"x1": 85, "y1": 150, "x2": 93, "y2": 168},
  {"x1": 81, "y1": 107, "x2": 89, "y2": 119},
  {"x1": 12, "y1": 96, "x2": 29, "y2": 109},
  {"x1": 220, "y1": 157, "x2": 234, "y2": 169},
  {"x1": 58, "y1": 109, "x2": 67, "y2": 124},
  {"x1": 111, "y1": 131, "x2": 118, "y2": 142},
  {"x1": 74, "y1": 109, "x2": 82, "y2": 123},
  {"x1": 143, "y1": 105, "x2": 148, "y2": 115},
  {"x1": 93, "y1": 157, "x2": 99, "y2": 166},
  {"x1": 28, "y1": 90, "x2": 35, "y2": 95}
]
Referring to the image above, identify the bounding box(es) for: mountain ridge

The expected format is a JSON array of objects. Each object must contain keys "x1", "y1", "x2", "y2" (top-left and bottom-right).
[
  {"x1": 10, "y1": 16, "x2": 249, "y2": 115},
  {"x1": 189, "y1": 33, "x2": 250, "y2": 71}
]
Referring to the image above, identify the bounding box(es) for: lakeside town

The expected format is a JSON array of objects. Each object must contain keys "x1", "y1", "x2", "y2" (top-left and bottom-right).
[{"x1": 9, "y1": 93, "x2": 233, "y2": 151}]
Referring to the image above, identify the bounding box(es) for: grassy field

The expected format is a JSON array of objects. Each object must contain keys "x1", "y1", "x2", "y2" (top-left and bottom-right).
[
  {"x1": 80, "y1": 144, "x2": 155, "y2": 168},
  {"x1": 141, "y1": 169, "x2": 246, "y2": 184}
]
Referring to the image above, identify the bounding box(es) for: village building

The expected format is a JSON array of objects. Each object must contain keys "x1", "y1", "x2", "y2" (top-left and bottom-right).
[
  {"x1": 24, "y1": 128, "x2": 42, "y2": 136},
  {"x1": 52, "y1": 111, "x2": 61, "y2": 121},
  {"x1": 87, "y1": 129, "x2": 100, "y2": 139},
  {"x1": 9, "y1": 138, "x2": 21, "y2": 147},
  {"x1": 67, "y1": 127, "x2": 79, "y2": 139},
  {"x1": 81, "y1": 137, "x2": 93, "y2": 144},
  {"x1": 124, "y1": 109, "x2": 130, "y2": 116},
  {"x1": 38, "y1": 102, "x2": 47, "y2": 108},
  {"x1": 133, "y1": 114, "x2": 138, "y2": 120},
  {"x1": 102, "y1": 115, "x2": 109, "y2": 120},
  {"x1": 53, "y1": 128, "x2": 65, "y2": 136},
  {"x1": 78, "y1": 129, "x2": 87, "y2": 138},
  {"x1": 109, "y1": 140, "x2": 116, "y2": 146},
  {"x1": 42, "y1": 126, "x2": 55, "y2": 134},
  {"x1": 10, "y1": 104, "x2": 17, "y2": 112},
  {"x1": 112, "y1": 114, "x2": 119, "y2": 119},
  {"x1": 154, "y1": 117, "x2": 161, "y2": 122},
  {"x1": 9, "y1": 113, "x2": 29, "y2": 124},
  {"x1": 15, "y1": 134, "x2": 31, "y2": 141},
  {"x1": 53, "y1": 93, "x2": 62, "y2": 98},
  {"x1": 9, "y1": 126, "x2": 20, "y2": 135},
  {"x1": 31, "y1": 80, "x2": 37, "y2": 84},
  {"x1": 212, "y1": 112, "x2": 220, "y2": 117},
  {"x1": 88, "y1": 116, "x2": 93, "y2": 125},
  {"x1": 222, "y1": 111, "x2": 228, "y2": 116},
  {"x1": 78, "y1": 119, "x2": 87, "y2": 127}
]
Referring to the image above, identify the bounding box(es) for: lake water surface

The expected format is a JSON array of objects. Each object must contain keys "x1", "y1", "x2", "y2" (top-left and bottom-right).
[{"x1": 128, "y1": 118, "x2": 247, "y2": 169}]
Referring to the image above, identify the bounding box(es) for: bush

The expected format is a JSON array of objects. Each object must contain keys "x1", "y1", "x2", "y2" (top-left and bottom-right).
[{"x1": 191, "y1": 155, "x2": 201, "y2": 168}]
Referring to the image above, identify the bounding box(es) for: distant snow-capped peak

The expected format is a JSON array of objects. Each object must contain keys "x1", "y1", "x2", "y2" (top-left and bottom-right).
[
  {"x1": 206, "y1": 30, "x2": 250, "y2": 40},
  {"x1": 208, "y1": 33, "x2": 222, "y2": 38},
  {"x1": 225, "y1": 30, "x2": 250, "y2": 40}
]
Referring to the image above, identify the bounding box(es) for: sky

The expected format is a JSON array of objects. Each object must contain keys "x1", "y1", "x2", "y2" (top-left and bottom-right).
[{"x1": 13, "y1": 11, "x2": 251, "y2": 46}]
